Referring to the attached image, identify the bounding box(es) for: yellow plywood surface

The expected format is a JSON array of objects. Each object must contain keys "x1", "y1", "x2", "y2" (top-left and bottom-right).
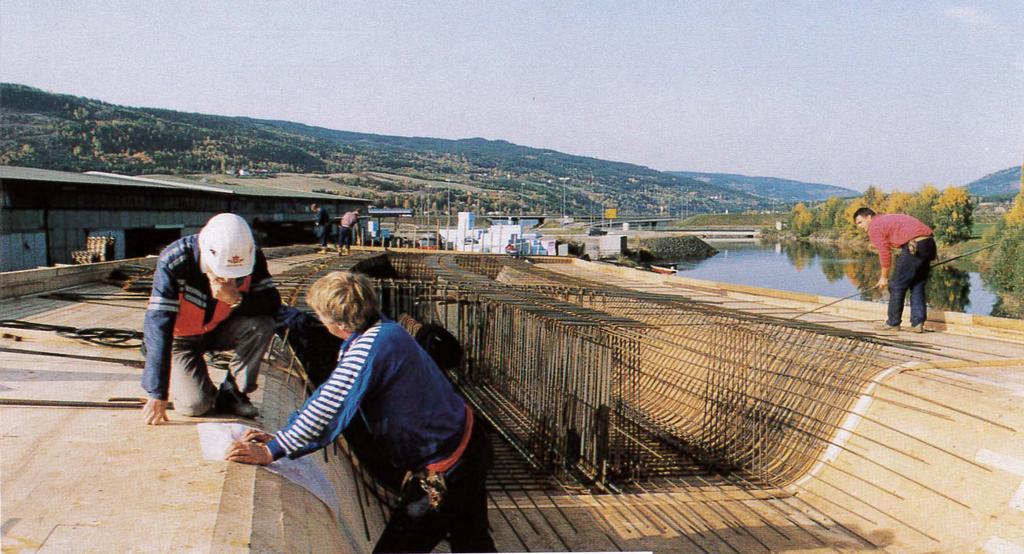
[{"x1": 4, "y1": 252, "x2": 1024, "y2": 553}]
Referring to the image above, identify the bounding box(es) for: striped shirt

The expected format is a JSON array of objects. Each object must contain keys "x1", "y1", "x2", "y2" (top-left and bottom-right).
[
  {"x1": 271, "y1": 323, "x2": 382, "y2": 457},
  {"x1": 266, "y1": 320, "x2": 468, "y2": 470}
]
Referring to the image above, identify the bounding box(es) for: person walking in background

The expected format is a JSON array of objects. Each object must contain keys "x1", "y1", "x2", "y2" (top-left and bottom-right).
[
  {"x1": 338, "y1": 207, "x2": 360, "y2": 255},
  {"x1": 225, "y1": 271, "x2": 495, "y2": 553},
  {"x1": 854, "y1": 207, "x2": 937, "y2": 333},
  {"x1": 141, "y1": 213, "x2": 281, "y2": 424},
  {"x1": 311, "y1": 203, "x2": 333, "y2": 253}
]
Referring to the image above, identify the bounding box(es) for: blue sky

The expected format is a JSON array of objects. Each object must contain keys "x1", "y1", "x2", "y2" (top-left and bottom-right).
[{"x1": 2, "y1": 1, "x2": 1021, "y2": 191}]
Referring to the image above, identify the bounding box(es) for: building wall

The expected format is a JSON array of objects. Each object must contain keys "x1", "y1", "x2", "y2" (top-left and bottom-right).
[
  {"x1": 0, "y1": 178, "x2": 364, "y2": 270},
  {"x1": 0, "y1": 232, "x2": 46, "y2": 271}
]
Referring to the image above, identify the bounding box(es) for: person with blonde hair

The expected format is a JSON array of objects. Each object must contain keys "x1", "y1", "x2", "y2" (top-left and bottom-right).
[{"x1": 226, "y1": 270, "x2": 494, "y2": 553}]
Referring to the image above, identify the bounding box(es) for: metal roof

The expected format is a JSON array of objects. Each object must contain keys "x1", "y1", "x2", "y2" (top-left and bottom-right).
[
  {"x1": 0, "y1": 166, "x2": 369, "y2": 203},
  {"x1": 0, "y1": 165, "x2": 179, "y2": 189},
  {"x1": 367, "y1": 207, "x2": 414, "y2": 216}
]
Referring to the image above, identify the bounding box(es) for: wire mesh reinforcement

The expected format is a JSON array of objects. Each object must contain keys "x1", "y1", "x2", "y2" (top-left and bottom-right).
[
  {"x1": 343, "y1": 253, "x2": 888, "y2": 489},
  {"x1": 99, "y1": 249, "x2": 889, "y2": 490}
]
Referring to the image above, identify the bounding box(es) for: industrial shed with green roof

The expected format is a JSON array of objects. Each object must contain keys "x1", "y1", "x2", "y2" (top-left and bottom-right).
[{"x1": 0, "y1": 166, "x2": 369, "y2": 271}]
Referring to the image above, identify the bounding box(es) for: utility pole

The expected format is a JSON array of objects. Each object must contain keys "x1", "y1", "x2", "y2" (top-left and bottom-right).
[
  {"x1": 520, "y1": 182, "x2": 525, "y2": 219},
  {"x1": 560, "y1": 179, "x2": 565, "y2": 218}
]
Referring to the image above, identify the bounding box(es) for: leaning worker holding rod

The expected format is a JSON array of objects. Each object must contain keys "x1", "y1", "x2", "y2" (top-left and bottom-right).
[
  {"x1": 854, "y1": 207, "x2": 937, "y2": 333},
  {"x1": 225, "y1": 271, "x2": 495, "y2": 553}
]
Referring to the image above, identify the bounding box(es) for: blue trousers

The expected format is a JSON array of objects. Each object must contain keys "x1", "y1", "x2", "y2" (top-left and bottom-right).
[
  {"x1": 887, "y1": 238, "x2": 937, "y2": 327},
  {"x1": 315, "y1": 224, "x2": 333, "y2": 247}
]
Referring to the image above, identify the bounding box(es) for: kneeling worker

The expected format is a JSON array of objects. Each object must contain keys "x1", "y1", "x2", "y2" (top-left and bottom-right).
[
  {"x1": 142, "y1": 213, "x2": 281, "y2": 424},
  {"x1": 225, "y1": 271, "x2": 495, "y2": 553}
]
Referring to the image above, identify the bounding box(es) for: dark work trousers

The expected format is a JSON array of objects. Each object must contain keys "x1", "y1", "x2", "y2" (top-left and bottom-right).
[
  {"x1": 315, "y1": 224, "x2": 333, "y2": 248},
  {"x1": 887, "y1": 237, "x2": 937, "y2": 327},
  {"x1": 169, "y1": 314, "x2": 274, "y2": 416},
  {"x1": 338, "y1": 226, "x2": 354, "y2": 248},
  {"x1": 373, "y1": 420, "x2": 496, "y2": 553}
]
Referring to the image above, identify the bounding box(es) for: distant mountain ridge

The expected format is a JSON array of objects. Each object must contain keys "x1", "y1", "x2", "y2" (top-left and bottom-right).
[
  {"x1": 668, "y1": 171, "x2": 859, "y2": 202},
  {"x1": 965, "y1": 166, "x2": 1021, "y2": 197},
  {"x1": 0, "y1": 82, "x2": 768, "y2": 215}
]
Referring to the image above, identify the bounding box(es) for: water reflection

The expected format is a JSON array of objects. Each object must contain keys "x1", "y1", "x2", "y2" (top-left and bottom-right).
[
  {"x1": 670, "y1": 240, "x2": 998, "y2": 316},
  {"x1": 927, "y1": 266, "x2": 971, "y2": 313}
]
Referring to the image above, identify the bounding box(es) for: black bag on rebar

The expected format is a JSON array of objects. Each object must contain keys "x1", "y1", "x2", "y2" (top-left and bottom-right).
[
  {"x1": 275, "y1": 307, "x2": 341, "y2": 388},
  {"x1": 414, "y1": 323, "x2": 462, "y2": 370}
]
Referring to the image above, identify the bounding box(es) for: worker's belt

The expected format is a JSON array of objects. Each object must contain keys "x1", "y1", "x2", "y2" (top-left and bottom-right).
[
  {"x1": 426, "y1": 404, "x2": 473, "y2": 473},
  {"x1": 400, "y1": 404, "x2": 474, "y2": 518},
  {"x1": 905, "y1": 235, "x2": 932, "y2": 256}
]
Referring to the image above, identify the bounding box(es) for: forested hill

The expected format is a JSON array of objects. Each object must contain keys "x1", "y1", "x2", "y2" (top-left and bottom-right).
[
  {"x1": 0, "y1": 83, "x2": 767, "y2": 215},
  {"x1": 965, "y1": 166, "x2": 1022, "y2": 198},
  {"x1": 669, "y1": 171, "x2": 858, "y2": 202}
]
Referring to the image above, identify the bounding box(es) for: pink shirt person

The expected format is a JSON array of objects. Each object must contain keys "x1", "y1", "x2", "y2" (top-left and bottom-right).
[{"x1": 340, "y1": 210, "x2": 359, "y2": 228}]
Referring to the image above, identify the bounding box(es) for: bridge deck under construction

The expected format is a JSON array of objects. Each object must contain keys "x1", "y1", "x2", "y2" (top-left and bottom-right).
[{"x1": 2, "y1": 247, "x2": 1023, "y2": 553}]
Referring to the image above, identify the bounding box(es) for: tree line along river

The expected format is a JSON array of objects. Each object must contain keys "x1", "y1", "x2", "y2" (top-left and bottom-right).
[{"x1": 668, "y1": 240, "x2": 1002, "y2": 317}]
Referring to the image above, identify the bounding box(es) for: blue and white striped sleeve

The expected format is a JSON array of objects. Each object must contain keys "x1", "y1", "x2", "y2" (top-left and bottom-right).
[
  {"x1": 141, "y1": 246, "x2": 185, "y2": 399},
  {"x1": 267, "y1": 325, "x2": 381, "y2": 460}
]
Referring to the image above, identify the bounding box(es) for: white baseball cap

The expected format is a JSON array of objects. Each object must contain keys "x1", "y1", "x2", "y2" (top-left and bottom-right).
[{"x1": 198, "y1": 213, "x2": 256, "y2": 278}]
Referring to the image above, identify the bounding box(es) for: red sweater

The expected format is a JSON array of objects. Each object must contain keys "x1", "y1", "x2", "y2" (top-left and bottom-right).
[{"x1": 867, "y1": 214, "x2": 933, "y2": 269}]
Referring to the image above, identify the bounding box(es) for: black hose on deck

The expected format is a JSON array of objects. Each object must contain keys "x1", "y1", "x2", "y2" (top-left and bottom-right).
[{"x1": 0, "y1": 319, "x2": 143, "y2": 349}]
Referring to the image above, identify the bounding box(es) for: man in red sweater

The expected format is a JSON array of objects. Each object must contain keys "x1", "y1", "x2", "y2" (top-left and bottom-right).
[{"x1": 854, "y1": 207, "x2": 937, "y2": 332}]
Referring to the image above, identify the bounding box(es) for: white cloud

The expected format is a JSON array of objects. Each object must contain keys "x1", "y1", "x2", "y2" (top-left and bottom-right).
[{"x1": 943, "y1": 6, "x2": 990, "y2": 27}]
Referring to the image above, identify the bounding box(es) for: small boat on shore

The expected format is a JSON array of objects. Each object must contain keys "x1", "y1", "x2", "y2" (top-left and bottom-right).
[{"x1": 650, "y1": 264, "x2": 677, "y2": 275}]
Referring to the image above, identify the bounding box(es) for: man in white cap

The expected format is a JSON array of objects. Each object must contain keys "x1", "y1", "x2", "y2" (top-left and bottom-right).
[{"x1": 141, "y1": 213, "x2": 281, "y2": 424}]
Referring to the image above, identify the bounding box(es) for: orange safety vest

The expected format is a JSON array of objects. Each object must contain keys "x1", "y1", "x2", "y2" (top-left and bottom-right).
[{"x1": 173, "y1": 276, "x2": 251, "y2": 337}]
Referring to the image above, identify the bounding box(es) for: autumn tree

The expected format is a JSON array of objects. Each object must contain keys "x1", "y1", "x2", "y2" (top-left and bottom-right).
[
  {"x1": 883, "y1": 191, "x2": 914, "y2": 216},
  {"x1": 813, "y1": 196, "x2": 845, "y2": 231},
  {"x1": 788, "y1": 202, "x2": 815, "y2": 237},
  {"x1": 987, "y1": 164, "x2": 1024, "y2": 312},
  {"x1": 861, "y1": 185, "x2": 886, "y2": 210},
  {"x1": 841, "y1": 200, "x2": 868, "y2": 232},
  {"x1": 1006, "y1": 166, "x2": 1024, "y2": 226},
  {"x1": 932, "y1": 186, "x2": 973, "y2": 244},
  {"x1": 908, "y1": 184, "x2": 940, "y2": 228}
]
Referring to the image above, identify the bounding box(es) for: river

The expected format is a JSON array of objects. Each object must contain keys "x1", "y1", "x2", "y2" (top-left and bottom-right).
[{"x1": 669, "y1": 241, "x2": 999, "y2": 316}]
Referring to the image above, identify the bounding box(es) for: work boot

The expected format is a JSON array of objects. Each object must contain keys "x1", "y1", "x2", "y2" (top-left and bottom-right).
[
  {"x1": 215, "y1": 381, "x2": 259, "y2": 418},
  {"x1": 909, "y1": 323, "x2": 926, "y2": 334},
  {"x1": 876, "y1": 322, "x2": 900, "y2": 332}
]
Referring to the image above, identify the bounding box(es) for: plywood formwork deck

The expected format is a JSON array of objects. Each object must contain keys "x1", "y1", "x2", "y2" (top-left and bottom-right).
[{"x1": 1, "y1": 251, "x2": 1022, "y2": 553}]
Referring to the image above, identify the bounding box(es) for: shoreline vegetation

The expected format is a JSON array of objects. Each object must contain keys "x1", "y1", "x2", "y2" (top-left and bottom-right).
[{"x1": 773, "y1": 180, "x2": 1024, "y2": 319}]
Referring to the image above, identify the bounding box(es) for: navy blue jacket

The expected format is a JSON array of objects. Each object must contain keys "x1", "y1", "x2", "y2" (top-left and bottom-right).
[
  {"x1": 268, "y1": 319, "x2": 467, "y2": 471},
  {"x1": 315, "y1": 207, "x2": 331, "y2": 231},
  {"x1": 142, "y1": 235, "x2": 280, "y2": 399}
]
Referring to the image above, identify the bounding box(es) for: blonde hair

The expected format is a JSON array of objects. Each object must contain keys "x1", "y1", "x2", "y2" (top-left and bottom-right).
[{"x1": 306, "y1": 271, "x2": 380, "y2": 332}]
